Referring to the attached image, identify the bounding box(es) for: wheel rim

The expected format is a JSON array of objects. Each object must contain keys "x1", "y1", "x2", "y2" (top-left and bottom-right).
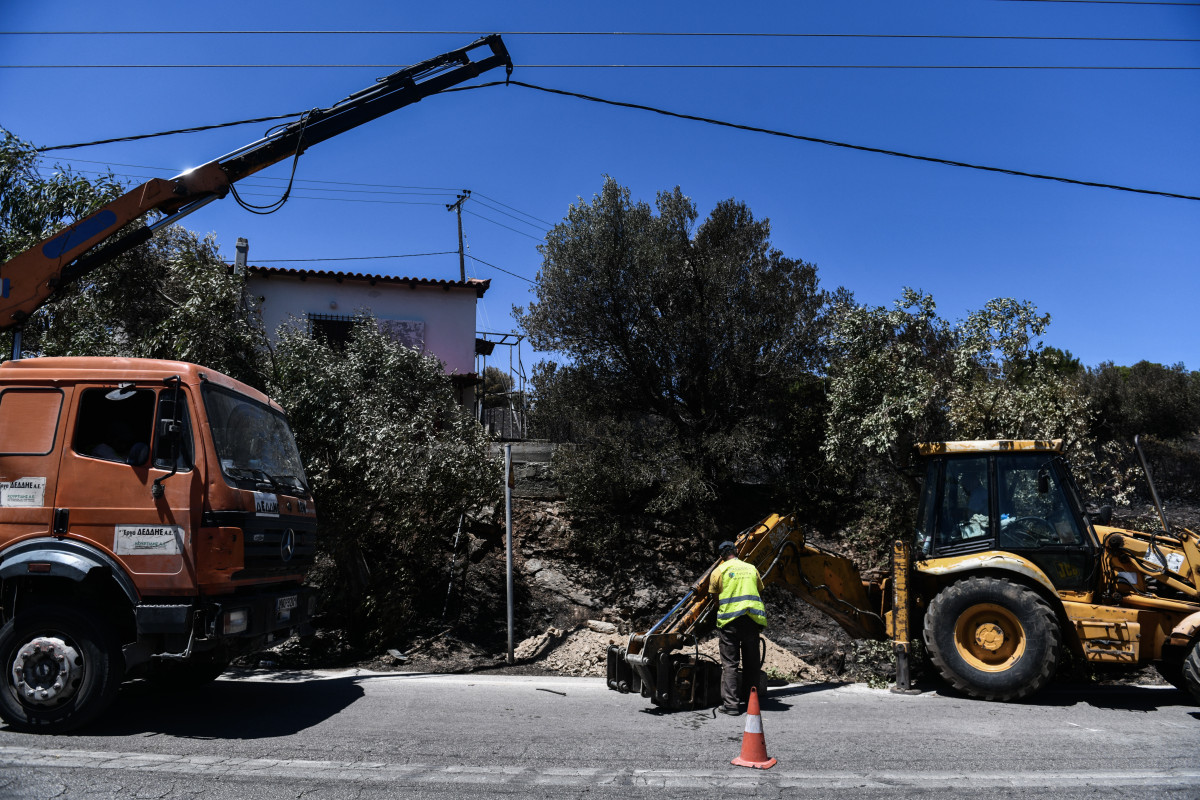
[
  {"x1": 9, "y1": 635, "x2": 84, "y2": 707},
  {"x1": 953, "y1": 603, "x2": 1026, "y2": 672}
]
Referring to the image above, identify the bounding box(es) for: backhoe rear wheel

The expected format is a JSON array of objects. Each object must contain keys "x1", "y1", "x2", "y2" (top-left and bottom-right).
[
  {"x1": 924, "y1": 577, "x2": 1060, "y2": 702},
  {"x1": 1182, "y1": 639, "x2": 1200, "y2": 705}
]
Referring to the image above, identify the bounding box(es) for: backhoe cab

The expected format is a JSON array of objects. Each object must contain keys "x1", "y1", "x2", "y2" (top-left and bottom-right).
[{"x1": 607, "y1": 440, "x2": 1200, "y2": 708}]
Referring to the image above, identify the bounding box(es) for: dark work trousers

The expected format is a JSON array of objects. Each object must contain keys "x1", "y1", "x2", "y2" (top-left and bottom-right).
[{"x1": 717, "y1": 614, "x2": 763, "y2": 709}]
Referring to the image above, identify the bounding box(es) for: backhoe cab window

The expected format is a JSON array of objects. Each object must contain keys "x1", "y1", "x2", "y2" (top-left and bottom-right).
[
  {"x1": 74, "y1": 387, "x2": 155, "y2": 466},
  {"x1": 935, "y1": 457, "x2": 992, "y2": 551},
  {"x1": 202, "y1": 385, "x2": 308, "y2": 495},
  {"x1": 996, "y1": 455, "x2": 1083, "y2": 547}
]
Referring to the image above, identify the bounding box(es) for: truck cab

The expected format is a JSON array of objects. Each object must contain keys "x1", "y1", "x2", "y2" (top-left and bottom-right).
[{"x1": 0, "y1": 357, "x2": 317, "y2": 731}]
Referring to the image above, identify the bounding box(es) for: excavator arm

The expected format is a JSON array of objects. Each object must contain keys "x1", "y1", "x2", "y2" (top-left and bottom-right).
[
  {"x1": 607, "y1": 513, "x2": 888, "y2": 710},
  {"x1": 0, "y1": 35, "x2": 512, "y2": 330}
]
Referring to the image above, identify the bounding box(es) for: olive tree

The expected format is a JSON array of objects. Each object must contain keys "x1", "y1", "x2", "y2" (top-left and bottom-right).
[
  {"x1": 269, "y1": 320, "x2": 501, "y2": 646},
  {"x1": 517, "y1": 178, "x2": 829, "y2": 539}
]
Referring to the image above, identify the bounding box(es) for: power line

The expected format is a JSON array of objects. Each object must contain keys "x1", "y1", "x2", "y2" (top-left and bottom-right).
[
  {"x1": 34, "y1": 112, "x2": 305, "y2": 151},
  {"x1": 464, "y1": 209, "x2": 547, "y2": 242},
  {"x1": 469, "y1": 197, "x2": 552, "y2": 232},
  {"x1": 472, "y1": 192, "x2": 556, "y2": 227},
  {"x1": 996, "y1": 1, "x2": 1200, "y2": 6},
  {"x1": 31, "y1": 81, "x2": 1199, "y2": 204},
  {"x1": 46, "y1": 157, "x2": 465, "y2": 193},
  {"x1": 1, "y1": 30, "x2": 1197, "y2": 41},
  {"x1": 480, "y1": 80, "x2": 1200, "y2": 202},
  {"x1": 8, "y1": 63, "x2": 1199, "y2": 70},
  {"x1": 466, "y1": 254, "x2": 535, "y2": 284}
]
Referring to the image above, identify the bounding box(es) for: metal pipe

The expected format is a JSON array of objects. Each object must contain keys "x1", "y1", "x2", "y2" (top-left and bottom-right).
[{"x1": 505, "y1": 443, "x2": 514, "y2": 664}]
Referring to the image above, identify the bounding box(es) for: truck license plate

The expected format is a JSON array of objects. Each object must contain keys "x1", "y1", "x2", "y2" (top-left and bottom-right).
[{"x1": 276, "y1": 595, "x2": 298, "y2": 621}]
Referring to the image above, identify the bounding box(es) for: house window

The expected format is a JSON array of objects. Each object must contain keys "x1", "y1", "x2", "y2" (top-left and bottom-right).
[{"x1": 308, "y1": 313, "x2": 358, "y2": 349}]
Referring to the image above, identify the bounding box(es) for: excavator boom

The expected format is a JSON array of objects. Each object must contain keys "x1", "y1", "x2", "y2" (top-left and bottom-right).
[{"x1": 0, "y1": 35, "x2": 512, "y2": 330}]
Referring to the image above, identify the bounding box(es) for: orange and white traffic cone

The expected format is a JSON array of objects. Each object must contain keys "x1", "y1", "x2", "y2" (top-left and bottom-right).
[{"x1": 730, "y1": 686, "x2": 776, "y2": 769}]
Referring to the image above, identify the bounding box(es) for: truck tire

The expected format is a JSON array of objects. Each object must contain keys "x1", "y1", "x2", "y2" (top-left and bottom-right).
[
  {"x1": 1183, "y1": 639, "x2": 1200, "y2": 705},
  {"x1": 923, "y1": 577, "x2": 1061, "y2": 702},
  {"x1": 0, "y1": 602, "x2": 124, "y2": 732}
]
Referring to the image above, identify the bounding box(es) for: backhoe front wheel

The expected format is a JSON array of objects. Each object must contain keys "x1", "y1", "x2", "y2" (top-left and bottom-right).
[
  {"x1": 0, "y1": 602, "x2": 124, "y2": 732},
  {"x1": 1182, "y1": 639, "x2": 1200, "y2": 705},
  {"x1": 924, "y1": 577, "x2": 1060, "y2": 702}
]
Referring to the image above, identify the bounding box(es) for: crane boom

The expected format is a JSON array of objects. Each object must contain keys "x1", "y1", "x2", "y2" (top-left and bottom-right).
[{"x1": 0, "y1": 34, "x2": 512, "y2": 330}]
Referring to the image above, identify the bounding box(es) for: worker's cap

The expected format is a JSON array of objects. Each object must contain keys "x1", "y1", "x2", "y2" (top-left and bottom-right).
[{"x1": 718, "y1": 540, "x2": 737, "y2": 555}]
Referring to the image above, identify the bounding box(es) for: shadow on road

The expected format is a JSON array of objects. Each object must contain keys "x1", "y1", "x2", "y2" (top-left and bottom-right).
[
  {"x1": 66, "y1": 671, "x2": 393, "y2": 739},
  {"x1": 930, "y1": 683, "x2": 1198, "y2": 714}
]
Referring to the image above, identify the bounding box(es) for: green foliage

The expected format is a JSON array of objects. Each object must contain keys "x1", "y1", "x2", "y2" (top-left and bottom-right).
[
  {"x1": 1083, "y1": 360, "x2": 1200, "y2": 442},
  {"x1": 269, "y1": 319, "x2": 501, "y2": 646},
  {"x1": 31, "y1": 226, "x2": 270, "y2": 387},
  {"x1": 517, "y1": 178, "x2": 829, "y2": 535},
  {"x1": 0, "y1": 128, "x2": 123, "y2": 260},
  {"x1": 824, "y1": 290, "x2": 1094, "y2": 556}
]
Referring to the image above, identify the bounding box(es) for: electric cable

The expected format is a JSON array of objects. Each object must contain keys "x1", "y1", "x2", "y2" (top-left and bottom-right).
[
  {"x1": 464, "y1": 209, "x2": 547, "y2": 242},
  {"x1": 9, "y1": 63, "x2": 1198, "y2": 70},
  {"x1": 468, "y1": 199, "x2": 552, "y2": 232},
  {"x1": 2, "y1": 30, "x2": 1197, "y2": 41},
  {"x1": 459, "y1": 80, "x2": 1200, "y2": 202},
  {"x1": 466, "y1": 254, "x2": 535, "y2": 284},
  {"x1": 34, "y1": 112, "x2": 306, "y2": 152},
  {"x1": 471, "y1": 191, "x2": 556, "y2": 227}
]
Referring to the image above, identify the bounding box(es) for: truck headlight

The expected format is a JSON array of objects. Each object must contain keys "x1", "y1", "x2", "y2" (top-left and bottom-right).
[{"x1": 223, "y1": 608, "x2": 249, "y2": 634}]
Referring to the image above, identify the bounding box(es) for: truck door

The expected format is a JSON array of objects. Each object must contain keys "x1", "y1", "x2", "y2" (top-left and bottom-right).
[
  {"x1": 0, "y1": 386, "x2": 68, "y2": 538},
  {"x1": 54, "y1": 385, "x2": 202, "y2": 596}
]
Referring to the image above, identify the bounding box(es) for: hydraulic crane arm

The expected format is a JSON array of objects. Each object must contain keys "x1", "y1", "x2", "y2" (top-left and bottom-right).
[{"x1": 0, "y1": 34, "x2": 512, "y2": 330}]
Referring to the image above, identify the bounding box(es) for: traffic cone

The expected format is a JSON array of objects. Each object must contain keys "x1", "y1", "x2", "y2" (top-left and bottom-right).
[{"x1": 730, "y1": 686, "x2": 776, "y2": 769}]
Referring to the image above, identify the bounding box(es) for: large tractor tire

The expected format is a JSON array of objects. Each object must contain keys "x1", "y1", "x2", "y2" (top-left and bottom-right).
[
  {"x1": 0, "y1": 602, "x2": 124, "y2": 733},
  {"x1": 923, "y1": 576, "x2": 1061, "y2": 702},
  {"x1": 1182, "y1": 639, "x2": 1200, "y2": 705}
]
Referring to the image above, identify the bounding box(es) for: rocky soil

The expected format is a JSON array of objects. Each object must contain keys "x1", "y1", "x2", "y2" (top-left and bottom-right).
[{"x1": 265, "y1": 496, "x2": 1196, "y2": 697}]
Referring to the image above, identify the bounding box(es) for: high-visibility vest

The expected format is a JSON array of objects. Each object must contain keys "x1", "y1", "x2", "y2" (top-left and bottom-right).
[{"x1": 714, "y1": 558, "x2": 767, "y2": 628}]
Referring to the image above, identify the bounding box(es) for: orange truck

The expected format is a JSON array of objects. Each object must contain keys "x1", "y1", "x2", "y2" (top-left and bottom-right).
[{"x1": 0, "y1": 36, "x2": 512, "y2": 731}]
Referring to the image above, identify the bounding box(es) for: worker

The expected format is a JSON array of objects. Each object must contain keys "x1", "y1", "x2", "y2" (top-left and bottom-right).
[{"x1": 709, "y1": 539, "x2": 767, "y2": 716}]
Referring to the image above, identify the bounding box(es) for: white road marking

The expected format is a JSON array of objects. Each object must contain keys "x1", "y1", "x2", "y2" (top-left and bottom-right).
[{"x1": 2, "y1": 746, "x2": 1198, "y2": 790}]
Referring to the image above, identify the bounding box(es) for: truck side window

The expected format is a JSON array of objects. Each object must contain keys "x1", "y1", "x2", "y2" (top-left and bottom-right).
[
  {"x1": 152, "y1": 392, "x2": 193, "y2": 471},
  {"x1": 0, "y1": 389, "x2": 62, "y2": 455},
  {"x1": 996, "y1": 455, "x2": 1083, "y2": 546},
  {"x1": 74, "y1": 387, "x2": 155, "y2": 466},
  {"x1": 936, "y1": 457, "x2": 991, "y2": 548}
]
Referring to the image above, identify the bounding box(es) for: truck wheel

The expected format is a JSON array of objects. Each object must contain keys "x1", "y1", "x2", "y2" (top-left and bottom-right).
[
  {"x1": 923, "y1": 577, "x2": 1060, "y2": 702},
  {"x1": 1182, "y1": 639, "x2": 1200, "y2": 705},
  {"x1": 0, "y1": 602, "x2": 124, "y2": 733}
]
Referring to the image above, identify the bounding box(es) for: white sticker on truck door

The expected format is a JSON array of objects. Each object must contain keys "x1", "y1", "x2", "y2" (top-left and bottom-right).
[
  {"x1": 254, "y1": 491, "x2": 279, "y2": 517},
  {"x1": 114, "y1": 525, "x2": 184, "y2": 555},
  {"x1": 0, "y1": 477, "x2": 46, "y2": 507}
]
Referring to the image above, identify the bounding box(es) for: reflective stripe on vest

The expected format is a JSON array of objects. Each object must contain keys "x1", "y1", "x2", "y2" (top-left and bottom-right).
[{"x1": 715, "y1": 559, "x2": 766, "y2": 628}]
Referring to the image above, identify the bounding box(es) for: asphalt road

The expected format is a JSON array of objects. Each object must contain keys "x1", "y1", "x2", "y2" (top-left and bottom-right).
[{"x1": 1, "y1": 670, "x2": 1198, "y2": 799}]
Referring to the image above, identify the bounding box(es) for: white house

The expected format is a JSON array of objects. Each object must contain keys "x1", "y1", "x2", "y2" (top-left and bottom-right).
[{"x1": 245, "y1": 265, "x2": 490, "y2": 405}]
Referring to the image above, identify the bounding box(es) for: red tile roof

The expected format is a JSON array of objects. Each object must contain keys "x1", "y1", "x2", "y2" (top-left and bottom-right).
[{"x1": 247, "y1": 266, "x2": 490, "y2": 297}]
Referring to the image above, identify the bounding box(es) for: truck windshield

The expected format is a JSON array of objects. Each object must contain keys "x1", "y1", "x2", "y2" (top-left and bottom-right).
[{"x1": 202, "y1": 384, "x2": 309, "y2": 495}]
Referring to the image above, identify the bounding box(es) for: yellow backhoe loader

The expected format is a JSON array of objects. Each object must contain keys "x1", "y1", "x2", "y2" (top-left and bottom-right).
[{"x1": 606, "y1": 439, "x2": 1200, "y2": 707}]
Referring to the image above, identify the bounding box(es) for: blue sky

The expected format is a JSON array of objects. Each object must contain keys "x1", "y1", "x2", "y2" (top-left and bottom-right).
[{"x1": 2, "y1": 0, "x2": 1197, "y2": 378}]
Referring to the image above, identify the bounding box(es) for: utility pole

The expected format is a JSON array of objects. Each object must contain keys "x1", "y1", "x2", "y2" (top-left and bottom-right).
[{"x1": 446, "y1": 190, "x2": 471, "y2": 281}]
